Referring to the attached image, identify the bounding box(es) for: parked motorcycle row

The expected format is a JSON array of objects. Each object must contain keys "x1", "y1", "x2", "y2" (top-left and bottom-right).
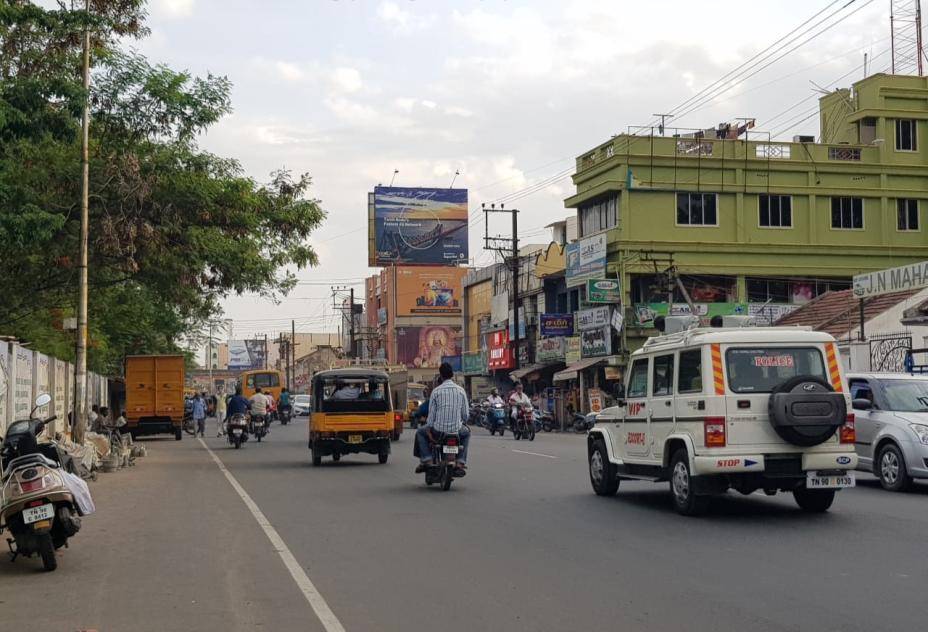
[{"x1": 1, "y1": 394, "x2": 94, "y2": 572}]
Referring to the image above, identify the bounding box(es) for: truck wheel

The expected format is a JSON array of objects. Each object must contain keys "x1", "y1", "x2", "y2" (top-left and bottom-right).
[
  {"x1": 793, "y1": 488, "x2": 836, "y2": 512},
  {"x1": 174, "y1": 428, "x2": 182, "y2": 441},
  {"x1": 38, "y1": 534, "x2": 57, "y2": 572},
  {"x1": 669, "y1": 449, "x2": 709, "y2": 516},
  {"x1": 378, "y1": 452, "x2": 389, "y2": 464},
  {"x1": 589, "y1": 439, "x2": 619, "y2": 496},
  {"x1": 312, "y1": 452, "x2": 322, "y2": 466},
  {"x1": 332, "y1": 452, "x2": 341, "y2": 462},
  {"x1": 877, "y1": 443, "x2": 913, "y2": 492}
]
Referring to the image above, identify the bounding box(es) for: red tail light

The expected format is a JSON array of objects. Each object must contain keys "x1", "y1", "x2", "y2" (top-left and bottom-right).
[
  {"x1": 704, "y1": 417, "x2": 726, "y2": 448},
  {"x1": 446, "y1": 437, "x2": 458, "y2": 447},
  {"x1": 394, "y1": 412, "x2": 402, "y2": 423},
  {"x1": 840, "y1": 413, "x2": 856, "y2": 444},
  {"x1": 21, "y1": 478, "x2": 46, "y2": 493}
]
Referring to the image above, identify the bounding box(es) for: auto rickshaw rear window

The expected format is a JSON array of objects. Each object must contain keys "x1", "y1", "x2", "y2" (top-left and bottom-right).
[{"x1": 315, "y1": 377, "x2": 390, "y2": 413}]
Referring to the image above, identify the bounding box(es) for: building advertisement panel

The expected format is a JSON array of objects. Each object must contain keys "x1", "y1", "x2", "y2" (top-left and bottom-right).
[
  {"x1": 540, "y1": 313, "x2": 574, "y2": 337},
  {"x1": 228, "y1": 339, "x2": 267, "y2": 371},
  {"x1": 396, "y1": 326, "x2": 461, "y2": 369},
  {"x1": 566, "y1": 233, "x2": 607, "y2": 288},
  {"x1": 462, "y1": 351, "x2": 488, "y2": 376},
  {"x1": 586, "y1": 278, "x2": 621, "y2": 303},
  {"x1": 537, "y1": 337, "x2": 566, "y2": 362},
  {"x1": 565, "y1": 336, "x2": 582, "y2": 364},
  {"x1": 581, "y1": 326, "x2": 612, "y2": 358},
  {"x1": 486, "y1": 330, "x2": 514, "y2": 370},
  {"x1": 633, "y1": 303, "x2": 746, "y2": 327},
  {"x1": 577, "y1": 306, "x2": 612, "y2": 331},
  {"x1": 395, "y1": 266, "x2": 466, "y2": 315},
  {"x1": 371, "y1": 187, "x2": 469, "y2": 266},
  {"x1": 748, "y1": 302, "x2": 799, "y2": 324},
  {"x1": 508, "y1": 313, "x2": 526, "y2": 340},
  {"x1": 12, "y1": 345, "x2": 33, "y2": 421}
]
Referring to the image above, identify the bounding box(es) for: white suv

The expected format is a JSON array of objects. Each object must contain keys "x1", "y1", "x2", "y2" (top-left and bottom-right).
[{"x1": 588, "y1": 325, "x2": 858, "y2": 515}]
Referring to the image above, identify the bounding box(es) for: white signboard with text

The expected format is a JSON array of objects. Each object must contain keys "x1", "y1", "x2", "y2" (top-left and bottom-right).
[{"x1": 854, "y1": 261, "x2": 928, "y2": 299}]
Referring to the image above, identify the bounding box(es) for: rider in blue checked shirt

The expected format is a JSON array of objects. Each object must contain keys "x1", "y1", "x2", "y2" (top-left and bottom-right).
[{"x1": 415, "y1": 362, "x2": 470, "y2": 476}]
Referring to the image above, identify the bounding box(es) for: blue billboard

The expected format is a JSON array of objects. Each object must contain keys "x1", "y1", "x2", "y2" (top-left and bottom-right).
[{"x1": 371, "y1": 187, "x2": 468, "y2": 266}]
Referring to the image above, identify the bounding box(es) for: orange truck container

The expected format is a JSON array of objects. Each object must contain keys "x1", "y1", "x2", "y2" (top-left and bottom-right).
[{"x1": 125, "y1": 355, "x2": 186, "y2": 440}]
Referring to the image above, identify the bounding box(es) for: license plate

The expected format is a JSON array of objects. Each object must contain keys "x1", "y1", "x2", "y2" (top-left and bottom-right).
[
  {"x1": 23, "y1": 503, "x2": 54, "y2": 525},
  {"x1": 806, "y1": 471, "x2": 855, "y2": 489},
  {"x1": 442, "y1": 445, "x2": 459, "y2": 454},
  {"x1": 232, "y1": 429, "x2": 242, "y2": 435},
  {"x1": 348, "y1": 434, "x2": 363, "y2": 444}
]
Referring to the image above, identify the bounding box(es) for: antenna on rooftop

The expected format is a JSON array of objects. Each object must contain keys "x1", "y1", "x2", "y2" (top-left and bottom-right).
[{"x1": 891, "y1": 0, "x2": 925, "y2": 76}]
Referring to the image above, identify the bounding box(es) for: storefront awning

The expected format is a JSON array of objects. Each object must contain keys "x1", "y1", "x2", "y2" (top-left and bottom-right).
[
  {"x1": 553, "y1": 357, "x2": 605, "y2": 382},
  {"x1": 509, "y1": 362, "x2": 564, "y2": 382}
]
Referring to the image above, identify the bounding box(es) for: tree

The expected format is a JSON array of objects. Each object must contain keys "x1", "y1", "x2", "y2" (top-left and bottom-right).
[{"x1": 0, "y1": 2, "x2": 327, "y2": 374}]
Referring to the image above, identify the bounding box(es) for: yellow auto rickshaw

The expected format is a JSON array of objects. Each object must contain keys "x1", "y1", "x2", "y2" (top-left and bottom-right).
[{"x1": 308, "y1": 368, "x2": 399, "y2": 466}]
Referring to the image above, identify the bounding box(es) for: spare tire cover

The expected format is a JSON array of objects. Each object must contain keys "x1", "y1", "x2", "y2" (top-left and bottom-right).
[{"x1": 767, "y1": 375, "x2": 845, "y2": 447}]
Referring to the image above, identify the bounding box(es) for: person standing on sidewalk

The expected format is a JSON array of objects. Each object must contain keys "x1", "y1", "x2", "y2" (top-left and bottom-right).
[
  {"x1": 215, "y1": 391, "x2": 227, "y2": 437},
  {"x1": 191, "y1": 393, "x2": 207, "y2": 438}
]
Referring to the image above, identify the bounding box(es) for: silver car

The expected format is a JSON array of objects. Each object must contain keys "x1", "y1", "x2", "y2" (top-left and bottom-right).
[
  {"x1": 292, "y1": 394, "x2": 311, "y2": 417},
  {"x1": 848, "y1": 373, "x2": 928, "y2": 491}
]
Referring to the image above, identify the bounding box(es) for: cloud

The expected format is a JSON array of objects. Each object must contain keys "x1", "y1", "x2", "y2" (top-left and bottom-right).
[
  {"x1": 153, "y1": 0, "x2": 195, "y2": 18},
  {"x1": 377, "y1": 1, "x2": 436, "y2": 33},
  {"x1": 274, "y1": 61, "x2": 304, "y2": 82},
  {"x1": 330, "y1": 67, "x2": 363, "y2": 94}
]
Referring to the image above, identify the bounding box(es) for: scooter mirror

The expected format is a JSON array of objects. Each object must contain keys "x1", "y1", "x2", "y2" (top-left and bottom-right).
[{"x1": 34, "y1": 393, "x2": 52, "y2": 408}]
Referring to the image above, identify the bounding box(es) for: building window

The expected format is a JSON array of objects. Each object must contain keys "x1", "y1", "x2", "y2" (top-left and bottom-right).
[
  {"x1": 747, "y1": 277, "x2": 851, "y2": 304},
  {"x1": 895, "y1": 119, "x2": 917, "y2": 151},
  {"x1": 579, "y1": 195, "x2": 618, "y2": 237},
  {"x1": 676, "y1": 193, "x2": 717, "y2": 226},
  {"x1": 759, "y1": 195, "x2": 792, "y2": 228},
  {"x1": 831, "y1": 197, "x2": 863, "y2": 230},
  {"x1": 897, "y1": 199, "x2": 919, "y2": 231}
]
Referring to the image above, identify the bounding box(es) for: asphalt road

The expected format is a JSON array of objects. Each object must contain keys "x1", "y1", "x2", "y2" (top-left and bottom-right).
[{"x1": 2, "y1": 417, "x2": 927, "y2": 632}]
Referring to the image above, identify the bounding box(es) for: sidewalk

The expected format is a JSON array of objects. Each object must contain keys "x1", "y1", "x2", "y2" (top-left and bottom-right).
[{"x1": 0, "y1": 435, "x2": 319, "y2": 632}]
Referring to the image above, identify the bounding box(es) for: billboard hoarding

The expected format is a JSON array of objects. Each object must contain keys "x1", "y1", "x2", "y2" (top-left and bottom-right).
[
  {"x1": 853, "y1": 260, "x2": 928, "y2": 299},
  {"x1": 396, "y1": 326, "x2": 461, "y2": 369},
  {"x1": 566, "y1": 233, "x2": 607, "y2": 288},
  {"x1": 371, "y1": 187, "x2": 468, "y2": 266},
  {"x1": 537, "y1": 337, "x2": 566, "y2": 362},
  {"x1": 540, "y1": 313, "x2": 574, "y2": 337},
  {"x1": 586, "y1": 278, "x2": 621, "y2": 303},
  {"x1": 228, "y1": 339, "x2": 267, "y2": 371},
  {"x1": 395, "y1": 266, "x2": 466, "y2": 316},
  {"x1": 441, "y1": 355, "x2": 462, "y2": 373},
  {"x1": 462, "y1": 351, "x2": 487, "y2": 376},
  {"x1": 581, "y1": 326, "x2": 612, "y2": 358}
]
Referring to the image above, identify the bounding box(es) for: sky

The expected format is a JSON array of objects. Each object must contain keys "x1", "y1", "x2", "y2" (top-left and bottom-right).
[{"x1": 130, "y1": 0, "x2": 893, "y2": 342}]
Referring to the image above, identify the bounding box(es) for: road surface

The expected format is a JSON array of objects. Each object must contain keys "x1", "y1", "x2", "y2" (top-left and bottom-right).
[{"x1": 2, "y1": 417, "x2": 926, "y2": 631}]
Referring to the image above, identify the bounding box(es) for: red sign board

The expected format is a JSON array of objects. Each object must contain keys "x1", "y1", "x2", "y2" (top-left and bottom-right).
[{"x1": 486, "y1": 330, "x2": 513, "y2": 370}]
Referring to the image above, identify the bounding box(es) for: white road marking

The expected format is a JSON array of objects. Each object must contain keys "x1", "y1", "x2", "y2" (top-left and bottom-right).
[
  {"x1": 511, "y1": 449, "x2": 558, "y2": 459},
  {"x1": 199, "y1": 439, "x2": 346, "y2": 632}
]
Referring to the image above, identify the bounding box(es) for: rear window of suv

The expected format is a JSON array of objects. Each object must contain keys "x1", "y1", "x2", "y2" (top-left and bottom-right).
[{"x1": 725, "y1": 347, "x2": 828, "y2": 393}]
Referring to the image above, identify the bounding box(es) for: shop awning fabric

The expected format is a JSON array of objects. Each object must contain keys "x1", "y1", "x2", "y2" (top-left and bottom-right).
[
  {"x1": 553, "y1": 358, "x2": 605, "y2": 382},
  {"x1": 509, "y1": 362, "x2": 563, "y2": 381}
]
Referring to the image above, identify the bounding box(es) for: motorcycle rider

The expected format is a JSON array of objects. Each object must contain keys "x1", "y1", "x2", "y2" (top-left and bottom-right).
[
  {"x1": 279, "y1": 387, "x2": 292, "y2": 419},
  {"x1": 249, "y1": 387, "x2": 270, "y2": 430},
  {"x1": 485, "y1": 388, "x2": 504, "y2": 407},
  {"x1": 508, "y1": 382, "x2": 532, "y2": 424},
  {"x1": 415, "y1": 362, "x2": 470, "y2": 476}
]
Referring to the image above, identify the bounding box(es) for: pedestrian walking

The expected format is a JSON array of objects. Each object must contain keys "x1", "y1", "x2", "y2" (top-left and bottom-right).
[
  {"x1": 215, "y1": 391, "x2": 227, "y2": 436},
  {"x1": 191, "y1": 393, "x2": 207, "y2": 438}
]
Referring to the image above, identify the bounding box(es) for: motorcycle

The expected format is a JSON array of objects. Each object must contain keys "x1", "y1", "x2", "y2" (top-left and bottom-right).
[
  {"x1": 573, "y1": 412, "x2": 598, "y2": 433},
  {"x1": 486, "y1": 403, "x2": 507, "y2": 436},
  {"x1": 227, "y1": 413, "x2": 249, "y2": 449},
  {"x1": 0, "y1": 394, "x2": 89, "y2": 572},
  {"x1": 279, "y1": 405, "x2": 292, "y2": 426},
  {"x1": 250, "y1": 414, "x2": 268, "y2": 442},
  {"x1": 512, "y1": 404, "x2": 536, "y2": 441},
  {"x1": 420, "y1": 432, "x2": 464, "y2": 491},
  {"x1": 468, "y1": 402, "x2": 487, "y2": 428},
  {"x1": 539, "y1": 410, "x2": 556, "y2": 432}
]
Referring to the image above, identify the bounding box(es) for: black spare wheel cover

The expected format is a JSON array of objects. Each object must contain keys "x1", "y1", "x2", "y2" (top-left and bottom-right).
[{"x1": 767, "y1": 375, "x2": 846, "y2": 447}]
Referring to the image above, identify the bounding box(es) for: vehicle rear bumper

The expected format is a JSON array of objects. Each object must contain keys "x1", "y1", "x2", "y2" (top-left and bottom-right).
[
  {"x1": 127, "y1": 417, "x2": 180, "y2": 435},
  {"x1": 310, "y1": 435, "x2": 391, "y2": 456},
  {"x1": 693, "y1": 451, "x2": 857, "y2": 476}
]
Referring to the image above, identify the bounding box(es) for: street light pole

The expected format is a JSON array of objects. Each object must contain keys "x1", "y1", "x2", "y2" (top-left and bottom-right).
[{"x1": 73, "y1": 0, "x2": 91, "y2": 444}]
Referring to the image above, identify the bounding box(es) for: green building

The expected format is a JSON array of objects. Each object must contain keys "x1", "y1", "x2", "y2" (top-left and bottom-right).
[{"x1": 564, "y1": 73, "x2": 928, "y2": 350}]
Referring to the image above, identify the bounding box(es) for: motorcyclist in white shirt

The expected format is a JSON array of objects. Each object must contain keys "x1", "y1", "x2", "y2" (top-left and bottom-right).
[
  {"x1": 485, "y1": 388, "x2": 504, "y2": 407},
  {"x1": 508, "y1": 382, "x2": 532, "y2": 421}
]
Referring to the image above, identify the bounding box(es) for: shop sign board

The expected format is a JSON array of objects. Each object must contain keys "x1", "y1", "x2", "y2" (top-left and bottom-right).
[
  {"x1": 540, "y1": 313, "x2": 574, "y2": 337},
  {"x1": 577, "y1": 306, "x2": 611, "y2": 331},
  {"x1": 633, "y1": 303, "x2": 746, "y2": 328},
  {"x1": 581, "y1": 326, "x2": 611, "y2": 358},
  {"x1": 536, "y1": 337, "x2": 566, "y2": 362},
  {"x1": 586, "y1": 278, "x2": 621, "y2": 303},
  {"x1": 565, "y1": 336, "x2": 582, "y2": 364},
  {"x1": 588, "y1": 388, "x2": 604, "y2": 413},
  {"x1": 462, "y1": 351, "x2": 488, "y2": 376},
  {"x1": 441, "y1": 355, "x2": 462, "y2": 373},
  {"x1": 853, "y1": 260, "x2": 928, "y2": 299},
  {"x1": 566, "y1": 233, "x2": 607, "y2": 288},
  {"x1": 487, "y1": 330, "x2": 514, "y2": 370}
]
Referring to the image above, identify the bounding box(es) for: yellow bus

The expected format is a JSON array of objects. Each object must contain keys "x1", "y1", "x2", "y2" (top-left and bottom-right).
[{"x1": 240, "y1": 369, "x2": 284, "y2": 403}]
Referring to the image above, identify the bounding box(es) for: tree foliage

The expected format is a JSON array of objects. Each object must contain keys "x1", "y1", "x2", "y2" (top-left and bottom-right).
[{"x1": 0, "y1": 1, "x2": 326, "y2": 373}]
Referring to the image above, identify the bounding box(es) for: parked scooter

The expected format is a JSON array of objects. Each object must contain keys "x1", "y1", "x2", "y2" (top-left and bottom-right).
[
  {"x1": 486, "y1": 402, "x2": 507, "y2": 436},
  {"x1": 227, "y1": 413, "x2": 249, "y2": 449},
  {"x1": 573, "y1": 412, "x2": 598, "y2": 433},
  {"x1": 539, "y1": 410, "x2": 556, "y2": 432},
  {"x1": 512, "y1": 404, "x2": 536, "y2": 441},
  {"x1": 0, "y1": 394, "x2": 89, "y2": 571}
]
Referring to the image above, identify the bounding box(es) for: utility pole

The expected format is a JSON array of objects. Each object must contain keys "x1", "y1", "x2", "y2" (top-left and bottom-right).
[
  {"x1": 263, "y1": 334, "x2": 268, "y2": 369},
  {"x1": 652, "y1": 113, "x2": 673, "y2": 136},
  {"x1": 73, "y1": 0, "x2": 91, "y2": 443},
  {"x1": 290, "y1": 319, "x2": 296, "y2": 391},
  {"x1": 207, "y1": 321, "x2": 213, "y2": 391},
  {"x1": 349, "y1": 287, "x2": 356, "y2": 359},
  {"x1": 483, "y1": 203, "x2": 521, "y2": 370}
]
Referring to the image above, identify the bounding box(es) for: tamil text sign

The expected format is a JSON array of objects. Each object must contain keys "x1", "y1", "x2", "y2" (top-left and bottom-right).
[
  {"x1": 577, "y1": 306, "x2": 611, "y2": 331},
  {"x1": 540, "y1": 313, "x2": 574, "y2": 337},
  {"x1": 371, "y1": 187, "x2": 468, "y2": 266},
  {"x1": 853, "y1": 261, "x2": 928, "y2": 299},
  {"x1": 537, "y1": 337, "x2": 566, "y2": 362},
  {"x1": 581, "y1": 326, "x2": 612, "y2": 358},
  {"x1": 587, "y1": 278, "x2": 621, "y2": 303},
  {"x1": 565, "y1": 336, "x2": 581, "y2": 364},
  {"x1": 566, "y1": 233, "x2": 607, "y2": 288},
  {"x1": 633, "y1": 303, "x2": 745, "y2": 328}
]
